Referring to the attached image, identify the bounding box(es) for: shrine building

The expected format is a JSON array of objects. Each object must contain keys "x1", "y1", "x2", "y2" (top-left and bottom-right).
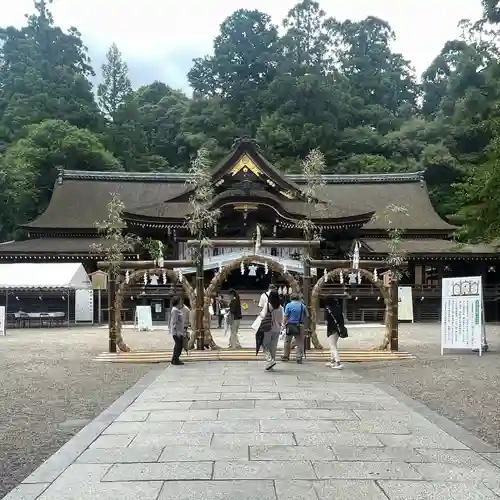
[{"x1": 0, "y1": 137, "x2": 498, "y2": 323}]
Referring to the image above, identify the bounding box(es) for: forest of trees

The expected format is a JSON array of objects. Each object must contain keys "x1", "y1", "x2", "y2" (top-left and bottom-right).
[{"x1": 1, "y1": 0, "x2": 500, "y2": 243}]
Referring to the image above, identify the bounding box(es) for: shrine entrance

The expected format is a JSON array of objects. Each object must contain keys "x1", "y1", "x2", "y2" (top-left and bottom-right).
[
  {"x1": 115, "y1": 268, "x2": 196, "y2": 314},
  {"x1": 311, "y1": 268, "x2": 392, "y2": 350},
  {"x1": 203, "y1": 254, "x2": 301, "y2": 335},
  {"x1": 187, "y1": 238, "x2": 321, "y2": 350}
]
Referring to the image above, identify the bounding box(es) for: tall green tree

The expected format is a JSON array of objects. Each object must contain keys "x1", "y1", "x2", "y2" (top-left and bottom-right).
[
  {"x1": 110, "y1": 81, "x2": 190, "y2": 170},
  {"x1": 331, "y1": 16, "x2": 418, "y2": 121},
  {"x1": 97, "y1": 43, "x2": 132, "y2": 120},
  {"x1": 188, "y1": 9, "x2": 281, "y2": 132},
  {"x1": 279, "y1": 0, "x2": 333, "y2": 75},
  {"x1": 257, "y1": 73, "x2": 354, "y2": 169},
  {"x1": 455, "y1": 135, "x2": 500, "y2": 242},
  {"x1": 482, "y1": 0, "x2": 500, "y2": 23},
  {"x1": 0, "y1": 119, "x2": 121, "y2": 239},
  {"x1": 0, "y1": 0, "x2": 100, "y2": 146}
]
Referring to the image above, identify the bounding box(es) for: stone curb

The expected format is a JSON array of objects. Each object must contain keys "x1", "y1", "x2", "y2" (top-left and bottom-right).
[{"x1": 1, "y1": 365, "x2": 166, "y2": 500}]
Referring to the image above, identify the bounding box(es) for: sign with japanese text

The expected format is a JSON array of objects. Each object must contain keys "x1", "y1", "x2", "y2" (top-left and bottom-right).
[{"x1": 441, "y1": 276, "x2": 483, "y2": 355}]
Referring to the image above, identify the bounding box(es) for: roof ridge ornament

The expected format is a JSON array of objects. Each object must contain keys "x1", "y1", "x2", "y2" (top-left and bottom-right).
[{"x1": 231, "y1": 136, "x2": 261, "y2": 151}]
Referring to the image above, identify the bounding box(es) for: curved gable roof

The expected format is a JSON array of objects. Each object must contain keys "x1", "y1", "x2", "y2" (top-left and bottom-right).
[{"x1": 23, "y1": 167, "x2": 454, "y2": 233}]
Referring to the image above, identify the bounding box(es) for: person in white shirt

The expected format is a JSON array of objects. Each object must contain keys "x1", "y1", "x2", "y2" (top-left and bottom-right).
[{"x1": 258, "y1": 284, "x2": 277, "y2": 316}]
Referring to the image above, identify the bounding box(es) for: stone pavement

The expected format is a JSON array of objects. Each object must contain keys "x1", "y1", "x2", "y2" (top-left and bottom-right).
[{"x1": 3, "y1": 362, "x2": 500, "y2": 500}]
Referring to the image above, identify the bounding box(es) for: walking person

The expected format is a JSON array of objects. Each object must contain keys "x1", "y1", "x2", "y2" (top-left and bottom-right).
[
  {"x1": 282, "y1": 293, "x2": 307, "y2": 364},
  {"x1": 258, "y1": 284, "x2": 276, "y2": 313},
  {"x1": 227, "y1": 289, "x2": 243, "y2": 349},
  {"x1": 262, "y1": 290, "x2": 283, "y2": 371},
  {"x1": 325, "y1": 297, "x2": 345, "y2": 369},
  {"x1": 169, "y1": 296, "x2": 185, "y2": 366},
  {"x1": 216, "y1": 294, "x2": 226, "y2": 328}
]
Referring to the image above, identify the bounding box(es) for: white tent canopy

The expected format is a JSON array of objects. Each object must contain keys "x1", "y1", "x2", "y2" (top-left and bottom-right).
[{"x1": 0, "y1": 263, "x2": 92, "y2": 290}]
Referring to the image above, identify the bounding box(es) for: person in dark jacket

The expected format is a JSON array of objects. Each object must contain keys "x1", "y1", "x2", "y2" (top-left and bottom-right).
[
  {"x1": 227, "y1": 289, "x2": 243, "y2": 348},
  {"x1": 324, "y1": 296, "x2": 344, "y2": 369}
]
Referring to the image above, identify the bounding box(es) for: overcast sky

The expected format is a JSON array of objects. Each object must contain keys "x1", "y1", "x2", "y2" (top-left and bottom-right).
[{"x1": 6, "y1": 0, "x2": 483, "y2": 94}]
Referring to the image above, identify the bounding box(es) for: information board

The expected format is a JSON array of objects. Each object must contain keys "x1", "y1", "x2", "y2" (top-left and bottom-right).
[
  {"x1": 398, "y1": 286, "x2": 414, "y2": 322},
  {"x1": 134, "y1": 305, "x2": 153, "y2": 331},
  {"x1": 0, "y1": 306, "x2": 5, "y2": 336},
  {"x1": 441, "y1": 276, "x2": 483, "y2": 355}
]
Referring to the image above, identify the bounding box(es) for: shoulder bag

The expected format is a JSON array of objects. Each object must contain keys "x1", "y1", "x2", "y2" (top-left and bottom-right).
[
  {"x1": 257, "y1": 300, "x2": 273, "y2": 334},
  {"x1": 286, "y1": 303, "x2": 305, "y2": 337}
]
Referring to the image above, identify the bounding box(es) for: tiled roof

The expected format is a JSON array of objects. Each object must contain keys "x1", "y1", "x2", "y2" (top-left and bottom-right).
[
  {"x1": 23, "y1": 168, "x2": 453, "y2": 232},
  {"x1": 0, "y1": 238, "x2": 131, "y2": 255},
  {"x1": 362, "y1": 238, "x2": 497, "y2": 254}
]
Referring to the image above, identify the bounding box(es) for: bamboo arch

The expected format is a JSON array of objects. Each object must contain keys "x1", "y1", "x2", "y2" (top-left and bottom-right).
[
  {"x1": 310, "y1": 268, "x2": 392, "y2": 351},
  {"x1": 114, "y1": 268, "x2": 196, "y2": 352},
  {"x1": 203, "y1": 255, "x2": 301, "y2": 336}
]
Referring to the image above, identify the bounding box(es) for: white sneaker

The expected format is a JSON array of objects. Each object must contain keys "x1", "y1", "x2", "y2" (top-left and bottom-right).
[
  {"x1": 325, "y1": 362, "x2": 334, "y2": 367},
  {"x1": 265, "y1": 360, "x2": 276, "y2": 371},
  {"x1": 332, "y1": 362, "x2": 343, "y2": 370}
]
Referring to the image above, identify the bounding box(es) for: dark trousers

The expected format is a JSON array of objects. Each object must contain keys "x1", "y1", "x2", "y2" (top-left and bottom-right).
[
  {"x1": 172, "y1": 335, "x2": 183, "y2": 363},
  {"x1": 218, "y1": 313, "x2": 223, "y2": 328}
]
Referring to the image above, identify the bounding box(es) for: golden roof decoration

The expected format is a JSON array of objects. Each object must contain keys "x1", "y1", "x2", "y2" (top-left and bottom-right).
[{"x1": 230, "y1": 154, "x2": 262, "y2": 177}]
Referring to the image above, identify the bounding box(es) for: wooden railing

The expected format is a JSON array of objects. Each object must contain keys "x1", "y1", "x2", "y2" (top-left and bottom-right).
[{"x1": 320, "y1": 283, "x2": 500, "y2": 299}]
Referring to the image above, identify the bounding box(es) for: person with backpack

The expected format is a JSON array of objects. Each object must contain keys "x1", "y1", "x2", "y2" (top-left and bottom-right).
[
  {"x1": 324, "y1": 296, "x2": 347, "y2": 369},
  {"x1": 258, "y1": 284, "x2": 276, "y2": 313},
  {"x1": 260, "y1": 290, "x2": 283, "y2": 371},
  {"x1": 282, "y1": 294, "x2": 307, "y2": 364}
]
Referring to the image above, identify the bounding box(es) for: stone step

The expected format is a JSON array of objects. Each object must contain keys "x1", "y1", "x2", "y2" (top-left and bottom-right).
[{"x1": 95, "y1": 348, "x2": 415, "y2": 363}]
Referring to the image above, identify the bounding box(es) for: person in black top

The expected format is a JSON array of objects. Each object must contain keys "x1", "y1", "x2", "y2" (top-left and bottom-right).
[
  {"x1": 216, "y1": 294, "x2": 227, "y2": 328},
  {"x1": 324, "y1": 296, "x2": 344, "y2": 369},
  {"x1": 227, "y1": 289, "x2": 243, "y2": 349}
]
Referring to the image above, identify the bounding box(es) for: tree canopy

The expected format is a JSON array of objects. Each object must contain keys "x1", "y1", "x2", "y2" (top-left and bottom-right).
[{"x1": 1, "y1": 0, "x2": 500, "y2": 243}]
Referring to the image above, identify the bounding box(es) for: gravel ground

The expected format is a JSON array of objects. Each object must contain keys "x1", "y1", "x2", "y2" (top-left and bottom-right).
[
  {"x1": 0, "y1": 322, "x2": 498, "y2": 497},
  {"x1": 0, "y1": 328, "x2": 153, "y2": 498}
]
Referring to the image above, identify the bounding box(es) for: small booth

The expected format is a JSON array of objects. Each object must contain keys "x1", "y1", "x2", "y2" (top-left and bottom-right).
[{"x1": 0, "y1": 263, "x2": 93, "y2": 329}]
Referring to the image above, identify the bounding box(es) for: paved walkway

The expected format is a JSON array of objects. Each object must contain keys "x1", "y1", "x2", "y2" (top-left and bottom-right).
[{"x1": 3, "y1": 362, "x2": 500, "y2": 500}]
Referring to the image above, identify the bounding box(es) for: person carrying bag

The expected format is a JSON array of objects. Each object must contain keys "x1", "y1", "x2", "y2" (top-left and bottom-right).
[
  {"x1": 324, "y1": 296, "x2": 347, "y2": 370},
  {"x1": 282, "y1": 294, "x2": 307, "y2": 364}
]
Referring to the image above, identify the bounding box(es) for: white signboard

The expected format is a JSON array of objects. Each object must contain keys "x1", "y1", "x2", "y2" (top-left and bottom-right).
[
  {"x1": 441, "y1": 276, "x2": 483, "y2": 355},
  {"x1": 398, "y1": 286, "x2": 414, "y2": 322},
  {"x1": 75, "y1": 289, "x2": 94, "y2": 323},
  {"x1": 0, "y1": 306, "x2": 5, "y2": 336},
  {"x1": 134, "y1": 305, "x2": 153, "y2": 331}
]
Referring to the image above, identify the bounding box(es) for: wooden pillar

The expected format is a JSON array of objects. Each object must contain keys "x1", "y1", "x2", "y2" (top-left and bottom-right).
[
  {"x1": 302, "y1": 257, "x2": 311, "y2": 350},
  {"x1": 108, "y1": 271, "x2": 117, "y2": 353},
  {"x1": 195, "y1": 251, "x2": 205, "y2": 350},
  {"x1": 390, "y1": 277, "x2": 399, "y2": 351}
]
